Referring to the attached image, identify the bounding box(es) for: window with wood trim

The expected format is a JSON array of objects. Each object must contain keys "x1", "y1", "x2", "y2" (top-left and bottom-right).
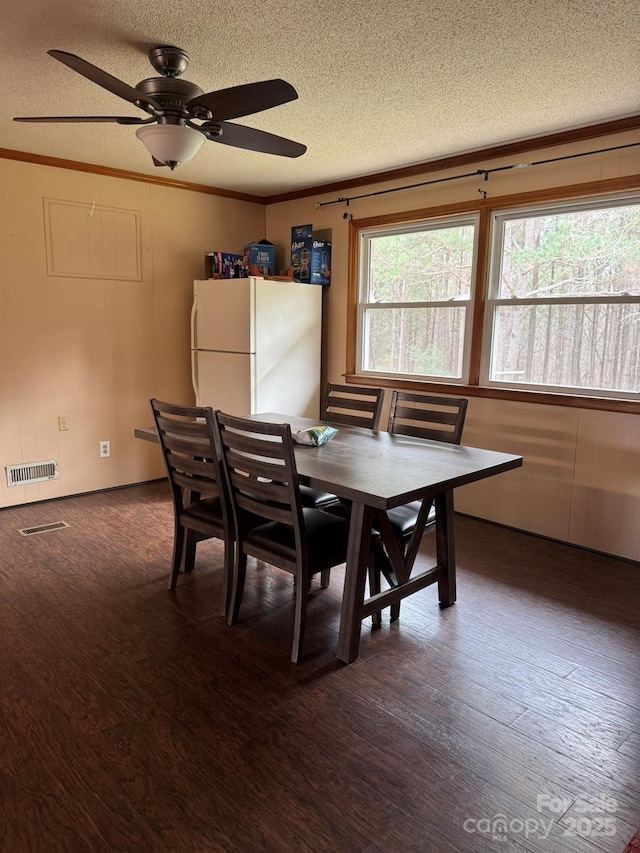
[
  {"x1": 353, "y1": 191, "x2": 640, "y2": 403},
  {"x1": 483, "y1": 197, "x2": 640, "y2": 397},
  {"x1": 357, "y1": 215, "x2": 479, "y2": 383}
]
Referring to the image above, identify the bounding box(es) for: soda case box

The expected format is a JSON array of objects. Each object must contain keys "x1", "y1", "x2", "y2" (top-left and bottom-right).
[
  {"x1": 290, "y1": 225, "x2": 331, "y2": 286},
  {"x1": 205, "y1": 252, "x2": 246, "y2": 279},
  {"x1": 243, "y1": 239, "x2": 275, "y2": 276}
]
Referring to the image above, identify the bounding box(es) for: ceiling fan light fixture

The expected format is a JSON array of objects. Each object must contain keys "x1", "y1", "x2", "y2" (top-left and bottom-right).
[
  {"x1": 17, "y1": 48, "x2": 305, "y2": 163},
  {"x1": 135, "y1": 123, "x2": 205, "y2": 169}
]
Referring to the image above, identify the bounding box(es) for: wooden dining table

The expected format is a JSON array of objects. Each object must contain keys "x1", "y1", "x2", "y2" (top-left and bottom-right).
[{"x1": 135, "y1": 413, "x2": 522, "y2": 663}]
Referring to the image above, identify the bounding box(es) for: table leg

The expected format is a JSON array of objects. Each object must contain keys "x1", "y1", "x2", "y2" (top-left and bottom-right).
[
  {"x1": 436, "y1": 490, "x2": 456, "y2": 607},
  {"x1": 337, "y1": 501, "x2": 373, "y2": 663}
]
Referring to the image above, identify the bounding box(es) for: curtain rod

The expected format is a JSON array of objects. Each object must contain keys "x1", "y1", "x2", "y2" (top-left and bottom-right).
[{"x1": 314, "y1": 141, "x2": 640, "y2": 210}]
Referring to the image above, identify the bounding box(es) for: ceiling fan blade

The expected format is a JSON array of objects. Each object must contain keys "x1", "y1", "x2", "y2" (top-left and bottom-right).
[
  {"x1": 13, "y1": 115, "x2": 149, "y2": 124},
  {"x1": 48, "y1": 50, "x2": 160, "y2": 111},
  {"x1": 189, "y1": 79, "x2": 297, "y2": 122},
  {"x1": 203, "y1": 122, "x2": 306, "y2": 158}
]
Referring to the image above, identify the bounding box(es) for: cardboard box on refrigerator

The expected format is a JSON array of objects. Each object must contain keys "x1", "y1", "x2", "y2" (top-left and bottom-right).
[
  {"x1": 290, "y1": 225, "x2": 331, "y2": 286},
  {"x1": 205, "y1": 252, "x2": 246, "y2": 279},
  {"x1": 243, "y1": 239, "x2": 276, "y2": 276},
  {"x1": 310, "y1": 236, "x2": 331, "y2": 286}
]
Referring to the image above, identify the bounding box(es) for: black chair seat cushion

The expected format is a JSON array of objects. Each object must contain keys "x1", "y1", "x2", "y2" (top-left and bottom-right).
[
  {"x1": 245, "y1": 507, "x2": 350, "y2": 567},
  {"x1": 384, "y1": 501, "x2": 437, "y2": 537},
  {"x1": 299, "y1": 484, "x2": 340, "y2": 509}
]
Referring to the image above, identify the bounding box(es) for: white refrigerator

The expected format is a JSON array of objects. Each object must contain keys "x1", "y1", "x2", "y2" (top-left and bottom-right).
[{"x1": 191, "y1": 276, "x2": 322, "y2": 417}]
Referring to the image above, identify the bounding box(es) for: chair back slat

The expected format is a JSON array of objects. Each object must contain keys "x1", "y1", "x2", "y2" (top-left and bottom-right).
[
  {"x1": 322, "y1": 383, "x2": 385, "y2": 430},
  {"x1": 155, "y1": 413, "x2": 211, "y2": 438},
  {"x1": 169, "y1": 455, "x2": 221, "y2": 499},
  {"x1": 226, "y1": 451, "x2": 286, "y2": 484},
  {"x1": 323, "y1": 410, "x2": 374, "y2": 429},
  {"x1": 230, "y1": 470, "x2": 290, "y2": 505},
  {"x1": 223, "y1": 429, "x2": 288, "y2": 461},
  {"x1": 388, "y1": 391, "x2": 468, "y2": 445},
  {"x1": 235, "y1": 491, "x2": 294, "y2": 526},
  {"x1": 172, "y1": 470, "x2": 220, "y2": 498},
  {"x1": 327, "y1": 396, "x2": 378, "y2": 414},
  {"x1": 160, "y1": 430, "x2": 213, "y2": 453},
  {"x1": 166, "y1": 452, "x2": 216, "y2": 477}
]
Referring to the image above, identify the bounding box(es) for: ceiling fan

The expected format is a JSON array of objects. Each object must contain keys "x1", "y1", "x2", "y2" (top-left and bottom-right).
[{"x1": 14, "y1": 46, "x2": 307, "y2": 169}]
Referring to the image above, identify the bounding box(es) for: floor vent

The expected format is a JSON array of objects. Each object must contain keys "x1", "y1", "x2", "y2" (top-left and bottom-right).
[
  {"x1": 6, "y1": 459, "x2": 59, "y2": 487},
  {"x1": 18, "y1": 520, "x2": 70, "y2": 537}
]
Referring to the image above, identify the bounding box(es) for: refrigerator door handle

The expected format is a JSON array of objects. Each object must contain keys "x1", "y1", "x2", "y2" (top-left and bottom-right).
[
  {"x1": 191, "y1": 350, "x2": 199, "y2": 402},
  {"x1": 190, "y1": 296, "x2": 198, "y2": 350}
]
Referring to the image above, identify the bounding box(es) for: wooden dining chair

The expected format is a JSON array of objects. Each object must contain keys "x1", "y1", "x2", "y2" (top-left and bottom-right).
[
  {"x1": 323, "y1": 383, "x2": 385, "y2": 430},
  {"x1": 150, "y1": 399, "x2": 234, "y2": 615},
  {"x1": 299, "y1": 383, "x2": 385, "y2": 509},
  {"x1": 388, "y1": 391, "x2": 467, "y2": 444},
  {"x1": 213, "y1": 411, "x2": 352, "y2": 663},
  {"x1": 371, "y1": 391, "x2": 468, "y2": 623}
]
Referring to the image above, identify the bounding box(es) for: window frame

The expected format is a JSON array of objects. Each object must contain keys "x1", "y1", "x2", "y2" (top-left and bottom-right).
[
  {"x1": 346, "y1": 176, "x2": 640, "y2": 415},
  {"x1": 481, "y1": 194, "x2": 640, "y2": 400},
  {"x1": 356, "y1": 213, "x2": 480, "y2": 385}
]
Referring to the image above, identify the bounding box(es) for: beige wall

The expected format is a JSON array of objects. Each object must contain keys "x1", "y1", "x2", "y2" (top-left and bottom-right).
[
  {"x1": 265, "y1": 130, "x2": 640, "y2": 561},
  {"x1": 0, "y1": 159, "x2": 265, "y2": 508}
]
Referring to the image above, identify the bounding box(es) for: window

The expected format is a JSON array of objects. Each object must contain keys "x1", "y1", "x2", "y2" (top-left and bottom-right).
[
  {"x1": 484, "y1": 198, "x2": 640, "y2": 397},
  {"x1": 357, "y1": 216, "x2": 478, "y2": 382},
  {"x1": 352, "y1": 189, "x2": 640, "y2": 406}
]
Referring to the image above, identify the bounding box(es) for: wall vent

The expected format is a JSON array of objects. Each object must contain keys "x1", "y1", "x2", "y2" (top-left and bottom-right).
[
  {"x1": 18, "y1": 521, "x2": 70, "y2": 537},
  {"x1": 6, "y1": 459, "x2": 59, "y2": 487}
]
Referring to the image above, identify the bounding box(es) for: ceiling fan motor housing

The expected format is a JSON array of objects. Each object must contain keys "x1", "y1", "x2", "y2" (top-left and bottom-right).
[
  {"x1": 147, "y1": 46, "x2": 190, "y2": 78},
  {"x1": 136, "y1": 77, "x2": 204, "y2": 118}
]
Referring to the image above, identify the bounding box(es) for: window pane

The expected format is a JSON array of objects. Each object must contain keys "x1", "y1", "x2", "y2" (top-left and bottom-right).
[
  {"x1": 368, "y1": 225, "x2": 475, "y2": 303},
  {"x1": 490, "y1": 304, "x2": 640, "y2": 392},
  {"x1": 500, "y1": 204, "x2": 640, "y2": 298},
  {"x1": 363, "y1": 307, "x2": 466, "y2": 377}
]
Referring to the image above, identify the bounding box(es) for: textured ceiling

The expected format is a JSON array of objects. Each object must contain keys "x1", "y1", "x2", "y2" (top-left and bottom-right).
[{"x1": 2, "y1": 0, "x2": 640, "y2": 197}]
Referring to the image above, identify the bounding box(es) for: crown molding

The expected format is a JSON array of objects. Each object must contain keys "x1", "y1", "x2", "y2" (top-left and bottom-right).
[
  {"x1": 263, "y1": 114, "x2": 640, "y2": 205},
  {"x1": 0, "y1": 148, "x2": 264, "y2": 204}
]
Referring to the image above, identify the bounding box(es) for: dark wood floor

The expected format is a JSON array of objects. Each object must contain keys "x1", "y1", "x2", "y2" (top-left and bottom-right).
[{"x1": 1, "y1": 481, "x2": 639, "y2": 853}]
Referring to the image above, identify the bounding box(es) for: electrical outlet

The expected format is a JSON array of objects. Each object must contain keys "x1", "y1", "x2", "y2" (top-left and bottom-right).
[
  {"x1": 99, "y1": 441, "x2": 110, "y2": 458},
  {"x1": 58, "y1": 416, "x2": 70, "y2": 431}
]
